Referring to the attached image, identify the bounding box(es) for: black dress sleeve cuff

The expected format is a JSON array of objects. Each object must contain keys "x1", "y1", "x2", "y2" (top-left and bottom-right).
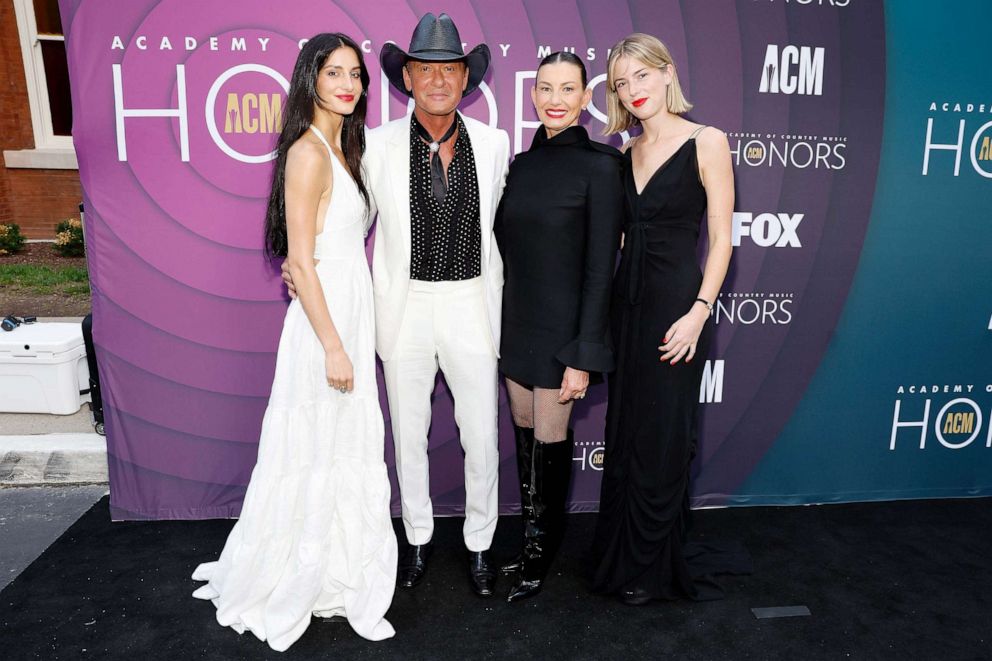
[{"x1": 555, "y1": 338, "x2": 615, "y2": 374}]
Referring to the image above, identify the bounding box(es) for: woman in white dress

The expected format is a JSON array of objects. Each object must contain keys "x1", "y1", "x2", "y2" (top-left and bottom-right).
[{"x1": 191, "y1": 33, "x2": 397, "y2": 651}]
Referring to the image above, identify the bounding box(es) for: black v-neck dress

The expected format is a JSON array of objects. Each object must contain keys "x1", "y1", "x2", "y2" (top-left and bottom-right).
[
  {"x1": 591, "y1": 136, "x2": 736, "y2": 600},
  {"x1": 494, "y1": 125, "x2": 624, "y2": 388}
]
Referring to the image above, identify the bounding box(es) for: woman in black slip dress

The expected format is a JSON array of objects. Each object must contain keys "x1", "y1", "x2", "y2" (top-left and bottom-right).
[
  {"x1": 590, "y1": 33, "x2": 748, "y2": 606},
  {"x1": 494, "y1": 51, "x2": 624, "y2": 603}
]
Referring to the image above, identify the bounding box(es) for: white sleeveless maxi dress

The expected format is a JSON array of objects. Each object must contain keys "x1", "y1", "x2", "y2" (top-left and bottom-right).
[{"x1": 191, "y1": 125, "x2": 396, "y2": 650}]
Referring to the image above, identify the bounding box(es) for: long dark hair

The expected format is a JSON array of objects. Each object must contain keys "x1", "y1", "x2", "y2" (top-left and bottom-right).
[
  {"x1": 538, "y1": 50, "x2": 588, "y2": 87},
  {"x1": 264, "y1": 33, "x2": 371, "y2": 259}
]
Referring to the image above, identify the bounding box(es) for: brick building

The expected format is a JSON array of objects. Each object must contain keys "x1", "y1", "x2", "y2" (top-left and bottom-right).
[{"x1": 1, "y1": 0, "x2": 81, "y2": 239}]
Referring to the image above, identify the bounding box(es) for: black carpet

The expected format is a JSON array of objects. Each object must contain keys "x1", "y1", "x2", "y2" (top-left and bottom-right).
[{"x1": 1, "y1": 497, "x2": 990, "y2": 660}]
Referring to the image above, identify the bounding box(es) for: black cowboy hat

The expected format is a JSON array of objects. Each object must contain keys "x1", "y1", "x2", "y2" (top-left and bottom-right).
[{"x1": 380, "y1": 12, "x2": 490, "y2": 97}]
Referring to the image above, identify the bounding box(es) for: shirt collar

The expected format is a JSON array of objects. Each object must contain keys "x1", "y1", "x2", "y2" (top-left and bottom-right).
[{"x1": 530, "y1": 124, "x2": 589, "y2": 150}]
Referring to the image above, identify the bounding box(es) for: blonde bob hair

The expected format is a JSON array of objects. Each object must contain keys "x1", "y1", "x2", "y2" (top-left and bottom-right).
[{"x1": 604, "y1": 33, "x2": 692, "y2": 134}]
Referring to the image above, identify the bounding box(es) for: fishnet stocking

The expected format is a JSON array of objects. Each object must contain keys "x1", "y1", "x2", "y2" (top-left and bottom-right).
[
  {"x1": 505, "y1": 377, "x2": 534, "y2": 428},
  {"x1": 505, "y1": 377, "x2": 574, "y2": 443}
]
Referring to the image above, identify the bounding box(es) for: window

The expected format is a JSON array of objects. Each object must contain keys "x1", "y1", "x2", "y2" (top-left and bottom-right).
[{"x1": 6, "y1": 0, "x2": 76, "y2": 168}]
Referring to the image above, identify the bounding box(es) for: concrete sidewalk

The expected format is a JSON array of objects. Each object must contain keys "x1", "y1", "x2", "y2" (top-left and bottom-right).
[
  {"x1": 0, "y1": 409, "x2": 107, "y2": 486},
  {"x1": 0, "y1": 432, "x2": 107, "y2": 485},
  {"x1": 0, "y1": 407, "x2": 93, "y2": 434}
]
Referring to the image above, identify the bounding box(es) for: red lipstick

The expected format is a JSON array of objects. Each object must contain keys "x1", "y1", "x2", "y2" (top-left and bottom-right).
[
  {"x1": 632, "y1": 98, "x2": 647, "y2": 108},
  {"x1": 336, "y1": 94, "x2": 355, "y2": 102}
]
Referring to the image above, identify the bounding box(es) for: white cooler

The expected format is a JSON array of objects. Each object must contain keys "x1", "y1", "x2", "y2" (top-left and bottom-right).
[{"x1": 0, "y1": 322, "x2": 91, "y2": 415}]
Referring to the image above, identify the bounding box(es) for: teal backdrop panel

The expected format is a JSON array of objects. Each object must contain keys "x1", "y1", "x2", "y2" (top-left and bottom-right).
[{"x1": 739, "y1": 0, "x2": 992, "y2": 504}]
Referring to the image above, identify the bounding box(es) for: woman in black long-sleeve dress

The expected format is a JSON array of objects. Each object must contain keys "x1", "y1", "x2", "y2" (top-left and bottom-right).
[
  {"x1": 591, "y1": 33, "x2": 741, "y2": 606},
  {"x1": 494, "y1": 52, "x2": 623, "y2": 603}
]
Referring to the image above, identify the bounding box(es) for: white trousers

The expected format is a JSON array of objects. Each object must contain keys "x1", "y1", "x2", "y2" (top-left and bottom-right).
[{"x1": 381, "y1": 277, "x2": 500, "y2": 552}]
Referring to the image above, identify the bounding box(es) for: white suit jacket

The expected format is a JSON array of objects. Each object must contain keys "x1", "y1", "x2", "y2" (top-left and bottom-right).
[{"x1": 364, "y1": 114, "x2": 510, "y2": 362}]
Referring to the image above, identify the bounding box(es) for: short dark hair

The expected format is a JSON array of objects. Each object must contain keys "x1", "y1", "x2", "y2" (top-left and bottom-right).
[{"x1": 537, "y1": 51, "x2": 587, "y2": 88}]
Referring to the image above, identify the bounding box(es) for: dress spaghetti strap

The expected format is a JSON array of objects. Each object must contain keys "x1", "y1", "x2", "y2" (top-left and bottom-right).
[{"x1": 309, "y1": 124, "x2": 334, "y2": 155}]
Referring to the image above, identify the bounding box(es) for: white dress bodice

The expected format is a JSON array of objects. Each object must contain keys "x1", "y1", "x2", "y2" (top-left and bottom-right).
[{"x1": 308, "y1": 125, "x2": 367, "y2": 263}]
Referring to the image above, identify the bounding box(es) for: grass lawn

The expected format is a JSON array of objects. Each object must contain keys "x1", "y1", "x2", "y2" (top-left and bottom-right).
[
  {"x1": 0, "y1": 263, "x2": 91, "y2": 296},
  {"x1": 0, "y1": 244, "x2": 91, "y2": 317}
]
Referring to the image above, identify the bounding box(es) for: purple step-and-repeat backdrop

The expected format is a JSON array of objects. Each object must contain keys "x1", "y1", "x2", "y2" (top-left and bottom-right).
[{"x1": 62, "y1": 0, "x2": 889, "y2": 519}]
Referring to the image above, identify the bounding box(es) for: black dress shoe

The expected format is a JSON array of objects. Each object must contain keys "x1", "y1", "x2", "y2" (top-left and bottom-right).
[
  {"x1": 620, "y1": 587, "x2": 652, "y2": 606},
  {"x1": 397, "y1": 542, "x2": 433, "y2": 589},
  {"x1": 468, "y1": 550, "x2": 497, "y2": 597}
]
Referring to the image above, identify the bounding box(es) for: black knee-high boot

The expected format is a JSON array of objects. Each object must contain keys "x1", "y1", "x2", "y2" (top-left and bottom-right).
[
  {"x1": 501, "y1": 425, "x2": 535, "y2": 574},
  {"x1": 506, "y1": 431, "x2": 574, "y2": 603}
]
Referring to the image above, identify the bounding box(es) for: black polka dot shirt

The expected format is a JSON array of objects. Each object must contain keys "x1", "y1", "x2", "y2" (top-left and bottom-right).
[{"x1": 409, "y1": 113, "x2": 482, "y2": 282}]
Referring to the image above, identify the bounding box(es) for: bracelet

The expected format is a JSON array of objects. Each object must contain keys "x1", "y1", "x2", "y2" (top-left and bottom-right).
[{"x1": 694, "y1": 297, "x2": 713, "y2": 312}]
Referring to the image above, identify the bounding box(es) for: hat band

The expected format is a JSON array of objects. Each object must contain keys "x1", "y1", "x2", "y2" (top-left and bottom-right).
[{"x1": 409, "y1": 47, "x2": 466, "y2": 56}]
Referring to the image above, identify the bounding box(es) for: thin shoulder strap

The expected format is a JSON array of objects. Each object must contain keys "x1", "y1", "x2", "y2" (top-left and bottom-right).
[
  {"x1": 689, "y1": 125, "x2": 708, "y2": 140},
  {"x1": 308, "y1": 124, "x2": 334, "y2": 157}
]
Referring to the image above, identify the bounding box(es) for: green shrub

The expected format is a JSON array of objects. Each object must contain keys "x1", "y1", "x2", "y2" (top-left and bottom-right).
[
  {"x1": 54, "y1": 217, "x2": 85, "y2": 257},
  {"x1": 0, "y1": 222, "x2": 26, "y2": 255}
]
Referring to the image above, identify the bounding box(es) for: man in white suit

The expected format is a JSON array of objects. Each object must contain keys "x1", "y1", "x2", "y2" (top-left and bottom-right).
[
  {"x1": 371, "y1": 14, "x2": 508, "y2": 597},
  {"x1": 284, "y1": 13, "x2": 508, "y2": 595}
]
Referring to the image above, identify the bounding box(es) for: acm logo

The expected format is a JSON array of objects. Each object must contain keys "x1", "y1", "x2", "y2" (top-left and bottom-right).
[
  {"x1": 891, "y1": 395, "x2": 992, "y2": 450},
  {"x1": 113, "y1": 63, "x2": 290, "y2": 164},
  {"x1": 728, "y1": 133, "x2": 846, "y2": 170},
  {"x1": 759, "y1": 45, "x2": 825, "y2": 96},
  {"x1": 223, "y1": 93, "x2": 282, "y2": 134},
  {"x1": 573, "y1": 444, "x2": 606, "y2": 472}
]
